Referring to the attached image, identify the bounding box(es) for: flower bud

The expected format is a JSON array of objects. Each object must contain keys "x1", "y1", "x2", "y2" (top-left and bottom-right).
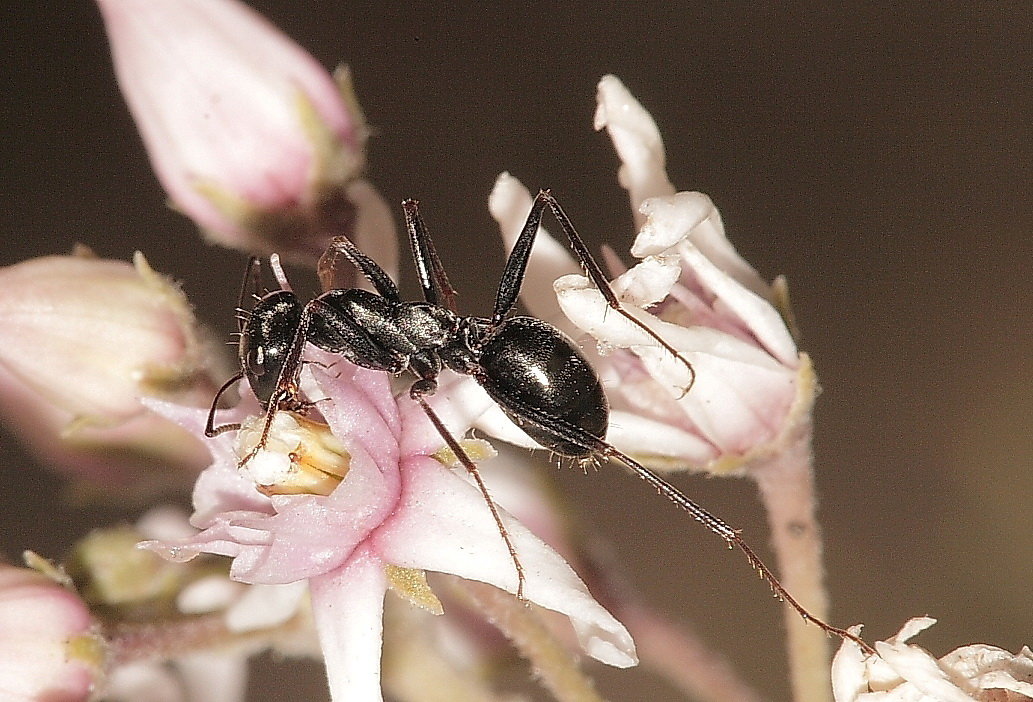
[
  {"x1": 0, "y1": 251, "x2": 220, "y2": 485},
  {"x1": 96, "y1": 0, "x2": 370, "y2": 261},
  {"x1": 0, "y1": 562, "x2": 103, "y2": 701}
]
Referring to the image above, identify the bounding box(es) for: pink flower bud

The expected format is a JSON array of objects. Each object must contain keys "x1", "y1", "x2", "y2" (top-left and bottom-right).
[
  {"x1": 0, "y1": 252, "x2": 219, "y2": 485},
  {"x1": 96, "y1": 0, "x2": 368, "y2": 260},
  {"x1": 0, "y1": 563, "x2": 103, "y2": 701}
]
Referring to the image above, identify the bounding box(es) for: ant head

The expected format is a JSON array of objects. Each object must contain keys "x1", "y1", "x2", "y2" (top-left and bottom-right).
[{"x1": 239, "y1": 289, "x2": 304, "y2": 409}]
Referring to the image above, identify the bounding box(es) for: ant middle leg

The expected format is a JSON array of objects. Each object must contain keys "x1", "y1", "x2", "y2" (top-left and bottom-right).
[{"x1": 408, "y1": 379, "x2": 527, "y2": 601}]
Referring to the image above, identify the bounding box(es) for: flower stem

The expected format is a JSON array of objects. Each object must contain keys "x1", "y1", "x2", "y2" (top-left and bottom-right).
[
  {"x1": 752, "y1": 363, "x2": 833, "y2": 702},
  {"x1": 103, "y1": 612, "x2": 303, "y2": 667}
]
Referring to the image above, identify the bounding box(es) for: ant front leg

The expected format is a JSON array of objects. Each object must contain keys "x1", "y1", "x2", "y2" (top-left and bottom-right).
[
  {"x1": 496, "y1": 190, "x2": 695, "y2": 392},
  {"x1": 408, "y1": 379, "x2": 527, "y2": 601}
]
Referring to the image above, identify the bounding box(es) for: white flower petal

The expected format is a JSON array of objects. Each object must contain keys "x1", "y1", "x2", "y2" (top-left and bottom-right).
[
  {"x1": 875, "y1": 638, "x2": 974, "y2": 702},
  {"x1": 594, "y1": 75, "x2": 675, "y2": 223},
  {"x1": 555, "y1": 275, "x2": 795, "y2": 453},
  {"x1": 833, "y1": 618, "x2": 1033, "y2": 702},
  {"x1": 637, "y1": 192, "x2": 770, "y2": 297},
  {"x1": 375, "y1": 455, "x2": 637, "y2": 668},
  {"x1": 488, "y1": 172, "x2": 581, "y2": 333},
  {"x1": 831, "y1": 626, "x2": 871, "y2": 702},
  {"x1": 606, "y1": 410, "x2": 714, "y2": 465},
  {"x1": 177, "y1": 653, "x2": 248, "y2": 702},
  {"x1": 224, "y1": 581, "x2": 308, "y2": 632},
  {"x1": 104, "y1": 662, "x2": 184, "y2": 702},
  {"x1": 607, "y1": 253, "x2": 681, "y2": 308},
  {"x1": 679, "y1": 244, "x2": 798, "y2": 366},
  {"x1": 309, "y1": 551, "x2": 389, "y2": 702}
]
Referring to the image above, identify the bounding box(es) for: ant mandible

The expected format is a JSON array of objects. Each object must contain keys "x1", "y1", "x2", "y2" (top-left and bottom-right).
[{"x1": 205, "y1": 189, "x2": 872, "y2": 654}]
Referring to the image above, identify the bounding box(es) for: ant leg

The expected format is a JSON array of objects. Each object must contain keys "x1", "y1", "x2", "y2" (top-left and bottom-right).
[
  {"x1": 233, "y1": 257, "x2": 263, "y2": 334},
  {"x1": 409, "y1": 381, "x2": 527, "y2": 601},
  {"x1": 205, "y1": 371, "x2": 245, "y2": 437},
  {"x1": 494, "y1": 190, "x2": 695, "y2": 393},
  {"x1": 318, "y1": 234, "x2": 400, "y2": 302},
  {"x1": 601, "y1": 441, "x2": 874, "y2": 654},
  {"x1": 486, "y1": 392, "x2": 874, "y2": 654},
  {"x1": 402, "y1": 200, "x2": 459, "y2": 312}
]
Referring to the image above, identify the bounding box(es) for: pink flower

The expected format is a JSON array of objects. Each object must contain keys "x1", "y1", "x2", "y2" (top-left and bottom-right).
[
  {"x1": 833, "y1": 618, "x2": 1033, "y2": 702},
  {"x1": 142, "y1": 354, "x2": 636, "y2": 700},
  {"x1": 0, "y1": 252, "x2": 217, "y2": 485},
  {"x1": 488, "y1": 75, "x2": 806, "y2": 474},
  {"x1": 0, "y1": 562, "x2": 103, "y2": 701},
  {"x1": 96, "y1": 0, "x2": 371, "y2": 260}
]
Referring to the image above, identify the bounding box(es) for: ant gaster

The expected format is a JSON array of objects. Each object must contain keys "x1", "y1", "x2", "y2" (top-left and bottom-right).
[{"x1": 206, "y1": 190, "x2": 872, "y2": 654}]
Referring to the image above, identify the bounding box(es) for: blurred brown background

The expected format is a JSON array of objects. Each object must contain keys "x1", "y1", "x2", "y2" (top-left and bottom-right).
[{"x1": 2, "y1": 2, "x2": 1030, "y2": 700}]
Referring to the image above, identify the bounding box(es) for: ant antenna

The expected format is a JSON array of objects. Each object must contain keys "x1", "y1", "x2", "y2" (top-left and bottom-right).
[{"x1": 270, "y1": 253, "x2": 292, "y2": 292}]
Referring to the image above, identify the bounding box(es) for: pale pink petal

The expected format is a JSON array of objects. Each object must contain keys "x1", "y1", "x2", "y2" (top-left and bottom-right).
[
  {"x1": 606, "y1": 410, "x2": 714, "y2": 464},
  {"x1": 309, "y1": 551, "x2": 388, "y2": 702},
  {"x1": 396, "y1": 371, "x2": 510, "y2": 456},
  {"x1": 188, "y1": 449, "x2": 270, "y2": 525},
  {"x1": 677, "y1": 243, "x2": 798, "y2": 366},
  {"x1": 374, "y1": 454, "x2": 637, "y2": 668},
  {"x1": 311, "y1": 358, "x2": 402, "y2": 461},
  {"x1": 236, "y1": 448, "x2": 397, "y2": 583},
  {"x1": 0, "y1": 254, "x2": 206, "y2": 421}
]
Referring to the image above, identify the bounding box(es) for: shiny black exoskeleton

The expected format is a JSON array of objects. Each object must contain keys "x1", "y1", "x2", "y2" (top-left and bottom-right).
[
  {"x1": 207, "y1": 191, "x2": 616, "y2": 461},
  {"x1": 204, "y1": 190, "x2": 872, "y2": 651}
]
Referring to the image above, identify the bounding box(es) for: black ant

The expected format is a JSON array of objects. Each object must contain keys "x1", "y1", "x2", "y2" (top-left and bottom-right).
[{"x1": 206, "y1": 190, "x2": 872, "y2": 654}]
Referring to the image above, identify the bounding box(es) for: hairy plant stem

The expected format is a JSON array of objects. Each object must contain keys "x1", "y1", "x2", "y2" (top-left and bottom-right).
[{"x1": 752, "y1": 358, "x2": 833, "y2": 702}]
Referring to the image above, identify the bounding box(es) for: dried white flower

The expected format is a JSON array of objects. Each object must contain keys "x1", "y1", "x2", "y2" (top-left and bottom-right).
[{"x1": 833, "y1": 617, "x2": 1033, "y2": 702}]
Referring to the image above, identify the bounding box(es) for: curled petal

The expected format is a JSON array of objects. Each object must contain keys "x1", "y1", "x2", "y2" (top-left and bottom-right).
[
  {"x1": 555, "y1": 274, "x2": 795, "y2": 457},
  {"x1": 594, "y1": 74, "x2": 675, "y2": 222},
  {"x1": 833, "y1": 618, "x2": 1033, "y2": 702},
  {"x1": 636, "y1": 192, "x2": 779, "y2": 321}
]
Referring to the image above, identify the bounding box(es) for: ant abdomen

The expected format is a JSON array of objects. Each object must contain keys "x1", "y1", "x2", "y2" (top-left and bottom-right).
[{"x1": 477, "y1": 316, "x2": 608, "y2": 458}]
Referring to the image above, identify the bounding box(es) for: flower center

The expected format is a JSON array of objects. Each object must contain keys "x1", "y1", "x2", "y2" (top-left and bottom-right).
[{"x1": 233, "y1": 411, "x2": 350, "y2": 496}]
